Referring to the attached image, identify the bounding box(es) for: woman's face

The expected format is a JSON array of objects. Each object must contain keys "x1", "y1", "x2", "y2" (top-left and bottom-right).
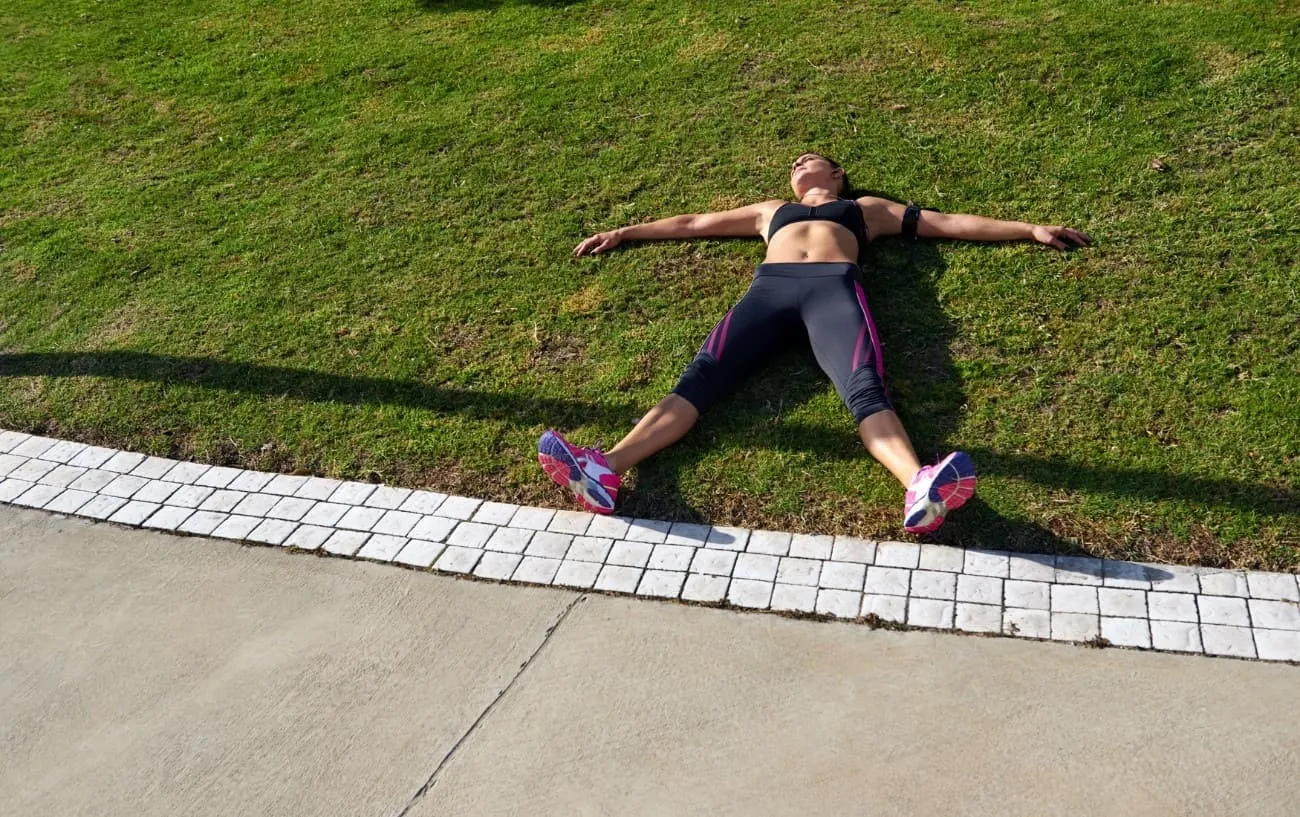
[{"x1": 790, "y1": 153, "x2": 841, "y2": 196}]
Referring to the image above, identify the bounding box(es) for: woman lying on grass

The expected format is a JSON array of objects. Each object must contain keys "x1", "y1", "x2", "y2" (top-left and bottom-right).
[{"x1": 539, "y1": 153, "x2": 1091, "y2": 533}]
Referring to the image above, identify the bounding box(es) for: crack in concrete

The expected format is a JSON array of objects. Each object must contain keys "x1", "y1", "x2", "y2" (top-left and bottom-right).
[{"x1": 391, "y1": 592, "x2": 586, "y2": 817}]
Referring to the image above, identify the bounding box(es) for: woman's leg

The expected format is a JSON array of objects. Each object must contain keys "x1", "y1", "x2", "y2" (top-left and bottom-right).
[
  {"x1": 857, "y1": 410, "x2": 922, "y2": 487},
  {"x1": 803, "y1": 274, "x2": 911, "y2": 478},
  {"x1": 593, "y1": 278, "x2": 795, "y2": 479},
  {"x1": 539, "y1": 394, "x2": 699, "y2": 514},
  {"x1": 802, "y1": 271, "x2": 975, "y2": 531},
  {"x1": 605, "y1": 287, "x2": 795, "y2": 473},
  {"x1": 598, "y1": 279, "x2": 790, "y2": 476},
  {"x1": 604, "y1": 394, "x2": 699, "y2": 475}
]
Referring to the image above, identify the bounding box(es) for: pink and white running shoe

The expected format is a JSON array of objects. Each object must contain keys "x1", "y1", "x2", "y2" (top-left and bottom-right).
[
  {"x1": 904, "y1": 452, "x2": 977, "y2": 534},
  {"x1": 538, "y1": 429, "x2": 621, "y2": 515}
]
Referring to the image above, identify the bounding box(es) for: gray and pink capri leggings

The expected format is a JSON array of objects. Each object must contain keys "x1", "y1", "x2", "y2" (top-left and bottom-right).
[{"x1": 672, "y1": 262, "x2": 892, "y2": 424}]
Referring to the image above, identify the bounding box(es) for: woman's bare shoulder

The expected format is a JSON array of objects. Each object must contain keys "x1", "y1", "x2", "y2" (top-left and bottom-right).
[
  {"x1": 852, "y1": 195, "x2": 898, "y2": 211},
  {"x1": 854, "y1": 196, "x2": 906, "y2": 241}
]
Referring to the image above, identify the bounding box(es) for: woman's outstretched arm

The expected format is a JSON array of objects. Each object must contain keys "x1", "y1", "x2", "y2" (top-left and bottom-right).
[
  {"x1": 573, "y1": 200, "x2": 781, "y2": 256},
  {"x1": 859, "y1": 196, "x2": 1092, "y2": 250}
]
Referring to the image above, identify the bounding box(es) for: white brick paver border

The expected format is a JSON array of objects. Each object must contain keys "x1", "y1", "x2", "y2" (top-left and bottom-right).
[{"x1": 1, "y1": 430, "x2": 1297, "y2": 664}]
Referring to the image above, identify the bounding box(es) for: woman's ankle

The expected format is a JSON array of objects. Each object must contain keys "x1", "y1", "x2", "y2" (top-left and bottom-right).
[{"x1": 603, "y1": 449, "x2": 630, "y2": 475}]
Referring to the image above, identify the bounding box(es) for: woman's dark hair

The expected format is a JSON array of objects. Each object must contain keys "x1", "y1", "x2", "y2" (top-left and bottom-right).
[{"x1": 821, "y1": 155, "x2": 852, "y2": 198}]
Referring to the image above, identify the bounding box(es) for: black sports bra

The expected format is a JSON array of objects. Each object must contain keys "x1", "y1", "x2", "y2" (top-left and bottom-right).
[{"x1": 766, "y1": 199, "x2": 868, "y2": 248}]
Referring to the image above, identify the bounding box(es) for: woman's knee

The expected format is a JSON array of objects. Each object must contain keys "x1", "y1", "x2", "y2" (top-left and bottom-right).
[
  {"x1": 671, "y1": 354, "x2": 723, "y2": 415},
  {"x1": 846, "y1": 365, "x2": 892, "y2": 423}
]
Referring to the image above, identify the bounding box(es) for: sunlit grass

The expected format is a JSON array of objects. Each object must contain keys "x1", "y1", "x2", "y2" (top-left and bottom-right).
[{"x1": 2, "y1": 0, "x2": 1296, "y2": 566}]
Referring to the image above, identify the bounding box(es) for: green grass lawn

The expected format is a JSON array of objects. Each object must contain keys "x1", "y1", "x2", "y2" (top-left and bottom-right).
[{"x1": 2, "y1": 0, "x2": 1297, "y2": 567}]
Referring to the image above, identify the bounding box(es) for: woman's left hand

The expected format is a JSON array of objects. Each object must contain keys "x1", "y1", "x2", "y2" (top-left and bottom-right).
[{"x1": 1031, "y1": 224, "x2": 1093, "y2": 251}]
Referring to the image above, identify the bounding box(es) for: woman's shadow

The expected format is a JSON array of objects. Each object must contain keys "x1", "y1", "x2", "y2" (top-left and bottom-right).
[{"x1": 618, "y1": 201, "x2": 1080, "y2": 555}]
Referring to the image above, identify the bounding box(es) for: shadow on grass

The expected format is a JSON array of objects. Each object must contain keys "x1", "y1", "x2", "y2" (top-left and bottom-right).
[{"x1": 0, "y1": 350, "x2": 642, "y2": 431}]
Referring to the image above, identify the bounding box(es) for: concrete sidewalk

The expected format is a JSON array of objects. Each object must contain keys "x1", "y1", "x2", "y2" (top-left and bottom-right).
[{"x1": 2, "y1": 506, "x2": 1296, "y2": 817}]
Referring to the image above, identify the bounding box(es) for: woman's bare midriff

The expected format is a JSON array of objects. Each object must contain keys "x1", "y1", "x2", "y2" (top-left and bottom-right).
[{"x1": 761, "y1": 220, "x2": 861, "y2": 264}]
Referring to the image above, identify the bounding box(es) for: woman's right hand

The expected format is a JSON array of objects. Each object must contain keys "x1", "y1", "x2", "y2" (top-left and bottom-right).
[{"x1": 573, "y1": 229, "x2": 623, "y2": 257}]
